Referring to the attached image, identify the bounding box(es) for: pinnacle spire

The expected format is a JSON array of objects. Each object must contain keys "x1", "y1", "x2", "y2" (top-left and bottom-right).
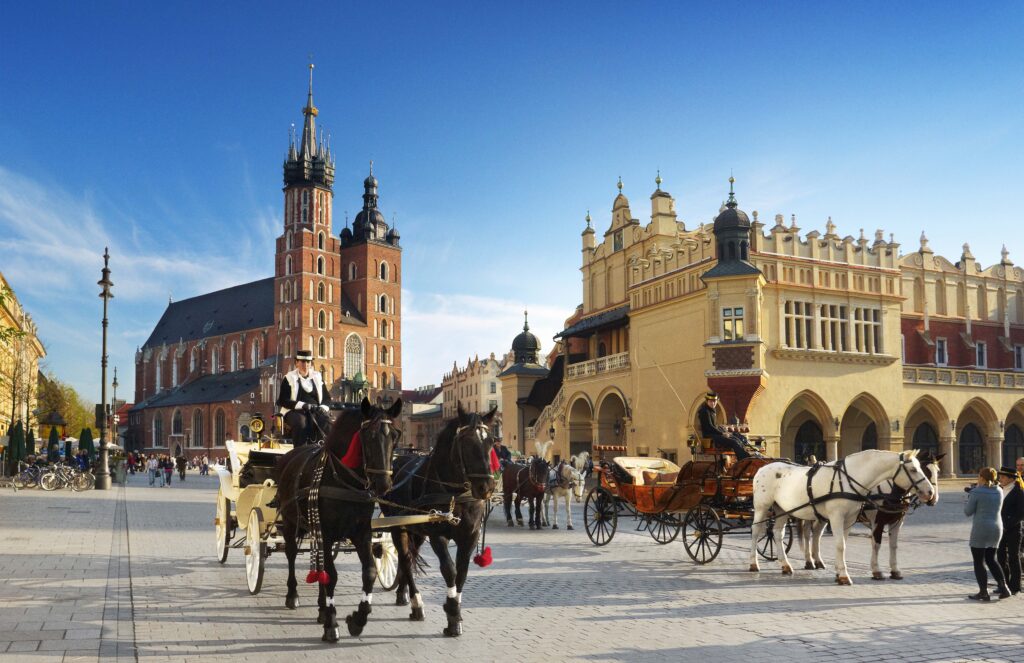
[
  {"x1": 726, "y1": 175, "x2": 737, "y2": 207},
  {"x1": 300, "y1": 62, "x2": 318, "y2": 158}
]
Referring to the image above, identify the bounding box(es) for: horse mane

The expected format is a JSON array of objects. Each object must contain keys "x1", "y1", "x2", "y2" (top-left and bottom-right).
[{"x1": 324, "y1": 406, "x2": 363, "y2": 457}]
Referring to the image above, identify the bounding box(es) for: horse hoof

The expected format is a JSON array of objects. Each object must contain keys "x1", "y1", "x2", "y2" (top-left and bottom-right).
[
  {"x1": 814, "y1": 561, "x2": 826, "y2": 570},
  {"x1": 837, "y1": 576, "x2": 853, "y2": 586},
  {"x1": 410, "y1": 607, "x2": 424, "y2": 621},
  {"x1": 506, "y1": 520, "x2": 514, "y2": 527},
  {"x1": 317, "y1": 609, "x2": 327, "y2": 625},
  {"x1": 781, "y1": 565, "x2": 793, "y2": 576},
  {"x1": 748, "y1": 564, "x2": 760, "y2": 572},
  {"x1": 552, "y1": 524, "x2": 558, "y2": 530},
  {"x1": 285, "y1": 595, "x2": 299, "y2": 610},
  {"x1": 322, "y1": 627, "x2": 341, "y2": 643},
  {"x1": 871, "y1": 572, "x2": 885, "y2": 581},
  {"x1": 443, "y1": 623, "x2": 463, "y2": 637},
  {"x1": 567, "y1": 525, "x2": 574, "y2": 530},
  {"x1": 517, "y1": 521, "x2": 524, "y2": 527},
  {"x1": 804, "y1": 562, "x2": 815, "y2": 570},
  {"x1": 890, "y1": 572, "x2": 903, "y2": 580},
  {"x1": 396, "y1": 596, "x2": 409, "y2": 607},
  {"x1": 345, "y1": 615, "x2": 365, "y2": 637}
]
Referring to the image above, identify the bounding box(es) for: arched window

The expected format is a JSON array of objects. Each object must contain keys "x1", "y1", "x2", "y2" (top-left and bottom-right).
[
  {"x1": 230, "y1": 342, "x2": 239, "y2": 372},
  {"x1": 372, "y1": 372, "x2": 378, "y2": 388},
  {"x1": 349, "y1": 262, "x2": 357, "y2": 280},
  {"x1": 171, "y1": 357, "x2": 179, "y2": 387},
  {"x1": 190, "y1": 347, "x2": 198, "y2": 373},
  {"x1": 192, "y1": 410, "x2": 203, "y2": 447},
  {"x1": 318, "y1": 336, "x2": 326, "y2": 358},
  {"x1": 959, "y1": 423, "x2": 985, "y2": 474},
  {"x1": 250, "y1": 339, "x2": 260, "y2": 368},
  {"x1": 155, "y1": 362, "x2": 162, "y2": 391},
  {"x1": 912, "y1": 422, "x2": 939, "y2": 457},
  {"x1": 286, "y1": 230, "x2": 293, "y2": 250},
  {"x1": 1004, "y1": 424, "x2": 1024, "y2": 468},
  {"x1": 861, "y1": 422, "x2": 877, "y2": 450},
  {"x1": 292, "y1": 280, "x2": 298, "y2": 300},
  {"x1": 318, "y1": 232, "x2": 325, "y2": 250},
  {"x1": 153, "y1": 414, "x2": 164, "y2": 448},
  {"x1": 210, "y1": 346, "x2": 220, "y2": 375},
  {"x1": 172, "y1": 409, "x2": 183, "y2": 436},
  {"x1": 380, "y1": 294, "x2": 388, "y2": 314},
  {"x1": 317, "y1": 257, "x2": 325, "y2": 275},
  {"x1": 214, "y1": 409, "x2": 226, "y2": 446},
  {"x1": 317, "y1": 282, "x2": 325, "y2": 302},
  {"x1": 285, "y1": 309, "x2": 291, "y2": 330},
  {"x1": 345, "y1": 334, "x2": 364, "y2": 378},
  {"x1": 380, "y1": 371, "x2": 387, "y2": 390},
  {"x1": 283, "y1": 336, "x2": 292, "y2": 359},
  {"x1": 380, "y1": 262, "x2": 388, "y2": 281},
  {"x1": 285, "y1": 256, "x2": 293, "y2": 275}
]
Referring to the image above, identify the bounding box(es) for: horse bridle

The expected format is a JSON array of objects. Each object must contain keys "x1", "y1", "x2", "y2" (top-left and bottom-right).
[
  {"x1": 890, "y1": 452, "x2": 931, "y2": 494},
  {"x1": 449, "y1": 421, "x2": 494, "y2": 486},
  {"x1": 359, "y1": 417, "x2": 397, "y2": 479}
]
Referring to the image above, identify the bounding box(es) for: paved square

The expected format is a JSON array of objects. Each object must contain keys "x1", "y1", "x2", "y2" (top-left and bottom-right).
[{"x1": 0, "y1": 474, "x2": 1021, "y2": 662}]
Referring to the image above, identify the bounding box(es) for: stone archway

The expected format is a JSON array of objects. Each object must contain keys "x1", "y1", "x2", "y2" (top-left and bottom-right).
[
  {"x1": 905, "y1": 395, "x2": 952, "y2": 476},
  {"x1": 596, "y1": 390, "x2": 627, "y2": 451},
  {"x1": 780, "y1": 391, "x2": 835, "y2": 461},
  {"x1": 567, "y1": 396, "x2": 594, "y2": 458},
  {"x1": 838, "y1": 393, "x2": 888, "y2": 457},
  {"x1": 1004, "y1": 399, "x2": 1024, "y2": 468},
  {"x1": 956, "y1": 398, "x2": 999, "y2": 474}
]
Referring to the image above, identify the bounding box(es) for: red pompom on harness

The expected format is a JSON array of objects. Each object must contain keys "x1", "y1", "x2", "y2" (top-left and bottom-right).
[
  {"x1": 340, "y1": 430, "x2": 362, "y2": 469},
  {"x1": 305, "y1": 569, "x2": 330, "y2": 585},
  {"x1": 473, "y1": 546, "x2": 493, "y2": 567},
  {"x1": 489, "y1": 447, "x2": 500, "y2": 474}
]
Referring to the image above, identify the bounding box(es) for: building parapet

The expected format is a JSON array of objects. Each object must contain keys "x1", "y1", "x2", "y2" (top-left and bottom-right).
[
  {"x1": 903, "y1": 366, "x2": 1024, "y2": 389},
  {"x1": 566, "y1": 351, "x2": 630, "y2": 380}
]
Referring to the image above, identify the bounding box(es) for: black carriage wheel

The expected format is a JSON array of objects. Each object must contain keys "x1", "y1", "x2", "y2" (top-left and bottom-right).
[
  {"x1": 649, "y1": 512, "x2": 681, "y2": 544},
  {"x1": 757, "y1": 517, "x2": 794, "y2": 561},
  {"x1": 584, "y1": 488, "x2": 618, "y2": 546},
  {"x1": 682, "y1": 504, "x2": 723, "y2": 564}
]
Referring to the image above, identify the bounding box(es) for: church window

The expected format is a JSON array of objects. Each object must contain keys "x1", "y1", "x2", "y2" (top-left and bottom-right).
[
  {"x1": 214, "y1": 409, "x2": 226, "y2": 446},
  {"x1": 191, "y1": 410, "x2": 203, "y2": 447},
  {"x1": 318, "y1": 232, "x2": 325, "y2": 250},
  {"x1": 171, "y1": 358, "x2": 179, "y2": 387},
  {"x1": 318, "y1": 310, "x2": 326, "y2": 330},
  {"x1": 349, "y1": 262, "x2": 357, "y2": 280},
  {"x1": 345, "y1": 334, "x2": 364, "y2": 378},
  {"x1": 317, "y1": 257, "x2": 324, "y2": 275},
  {"x1": 190, "y1": 347, "x2": 198, "y2": 373},
  {"x1": 318, "y1": 336, "x2": 326, "y2": 358},
  {"x1": 380, "y1": 294, "x2": 388, "y2": 314},
  {"x1": 152, "y1": 414, "x2": 164, "y2": 448},
  {"x1": 230, "y1": 342, "x2": 239, "y2": 371},
  {"x1": 301, "y1": 209, "x2": 307, "y2": 224},
  {"x1": 155, "y1": 363, "x2": 162, "y2": 391},
  {"x1": 317, "y1": 282, "x2": 325, "y2": 302},
  {"x1": 251, "y1": 339, "x2": 261, "y2": 367},
  {"x1": 285, "y1": 256, "x2": 293, "y2": 276},
  {"x1": 172, "y1": 409, "x2": 183, "y2": 436},
  {"x1": 210, "y1": 346, "x2": 220, "y2": 374},
  {"x1": 283, "y1": 336, "x2": 292, "y2": 359},
  {"x1": 302, "y1": 190, "x2": 308, "y2": 204},
  {"x1": 380, "y1": 262, "x2": 388, "y2": 281},
  {"x1": 381, "y1": 371, "x2": 388, "y2": 390},
  {"x1": 285, "y1": 309, "x2": 291, "y2": 330}
]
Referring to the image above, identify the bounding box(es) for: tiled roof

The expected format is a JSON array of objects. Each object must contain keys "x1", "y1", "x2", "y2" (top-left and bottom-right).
[
  {"x1": 401, "y1": 386, "x2": 442, "y2": 404},
  {"x1": 554, "y1": 305, "x2": 629, "y2": 340},
  {"x1": 129, "y1": 369, "x2": 261, "y2": 411},
  {"x1": 142, "y1": 278, "x2": 275, "y2": 349}
]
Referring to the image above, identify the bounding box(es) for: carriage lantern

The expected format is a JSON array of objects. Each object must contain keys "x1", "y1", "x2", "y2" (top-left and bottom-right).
[{"x1": 613, "y1": 420, "x2": 622, "y2": 437}]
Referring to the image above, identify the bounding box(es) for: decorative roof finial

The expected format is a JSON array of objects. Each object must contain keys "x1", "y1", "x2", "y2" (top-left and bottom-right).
[
  {"x1": 585, "y1": 210, "x2": 592, "y2": 228},
  {"x1": 523, "y1": 309, "x2": 530, "y2": 332},
  {"x1": 344, "y1": 210, "x2": 349, "y2": 228},
  {"x1": 617, "y1": 176, "x2": 623, "y2": 193},
  {"x1": 655, "y1": 170, "x2": 662, "y2": 190},
  {"x1": 369, "y1": 159, "x2": 374, "y2": 176},
  {"x1": 825, "y1": 216, "x2": 836, "y2": 236},
  {"x1": 727, "y1": 175, "x2": 736, "y2": 206},
  {"x1": 1002, "y1": 244, "x2": 1011, "y2": 263},
  {"x1": 919, "y1": 231, "x2": 930, "y2": 251}
]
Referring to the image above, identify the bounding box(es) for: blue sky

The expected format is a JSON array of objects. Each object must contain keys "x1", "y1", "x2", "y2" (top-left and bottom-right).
[{"x1": 1, "y1": 1, "x2": 1022, "y2": 405}]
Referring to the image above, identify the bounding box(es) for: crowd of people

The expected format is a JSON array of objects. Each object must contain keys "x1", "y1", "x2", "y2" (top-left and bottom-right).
[
  {"x1": 123, "y1": 452, "x2": 219, "y2": 487},
  {"x1": 964, "y1": 456, "x2": 1024, "y2": 601}
]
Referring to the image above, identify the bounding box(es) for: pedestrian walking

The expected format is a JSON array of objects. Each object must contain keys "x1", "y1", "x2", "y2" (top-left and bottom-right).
[
  {"x1": 162, "y1": 456, "x2": 174, "y2": 486},
  {"x1": 965, "y1": 467, "x2": 1010, "y2": 601},
  {"x1": 176, "y1": 455, "x2": 187, "y2": 482},
  {"x1": 996, "y1": 466, "x2": 1024, "y2": 595},
  {"x1": 201, "y1": 455, "x2": 209, "y2": 476},
  {"x1": 147, "y1": 455, "x2": 160, "y2": 486}
]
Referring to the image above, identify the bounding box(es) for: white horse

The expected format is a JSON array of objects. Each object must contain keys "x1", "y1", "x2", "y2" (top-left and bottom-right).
[
  {"x1": 749, "y1": 449, "x2": 935, "y2": 585},
  {"x1": 543, "y1": 461, "x2": 584, "y2": 530},
  {"x1": 797, "y1": 451, "x2": 944, "y2": 580}
]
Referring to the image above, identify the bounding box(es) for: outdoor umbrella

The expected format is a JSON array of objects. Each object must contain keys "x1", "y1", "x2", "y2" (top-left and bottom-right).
[
  {"x1": 48, "y1": 427, "x2": 60, "y2": 463},
  {"x1": 25, "y1": 429, "x2": 35, "y2": 456},
  {"x1": 64, "y1": 440, "x2": 73, "y2": 463},
  {"x1": 80, "y1": 428, "x2": 95, "y2": 463}
]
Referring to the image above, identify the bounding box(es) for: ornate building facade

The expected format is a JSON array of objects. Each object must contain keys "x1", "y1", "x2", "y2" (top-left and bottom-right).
[
  {"x1": 0, "y1": 273, "x2": 46, "y2": 439},
  {"x1": 442, "y1": 351, "x2": 513, "y2": 420},
  {"x1": 501, "y1": 175, "x2": 1024, "y2": 476},
  {"x1": 128, "y1": 67, "x2": 403, "y2": 457}
]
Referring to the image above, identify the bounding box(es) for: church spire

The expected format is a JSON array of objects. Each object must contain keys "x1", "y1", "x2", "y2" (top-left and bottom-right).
[{"x1": 299, "y1": 63, "x2": 319, "y2": 158}]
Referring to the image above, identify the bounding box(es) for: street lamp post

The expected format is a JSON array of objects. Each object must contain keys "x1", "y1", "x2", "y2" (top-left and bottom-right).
[
  {"x1": 111, "y1": 367, "x2": 119, "y2": 447},
  {"x1": 96, "y1": 248, "x2": 114, "y2": 490}
]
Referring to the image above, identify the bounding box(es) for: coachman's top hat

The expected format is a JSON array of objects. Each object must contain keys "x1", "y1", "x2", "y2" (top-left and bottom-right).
[
  {"x1": 998, "y1": 466, "x2": 1019, "y2": 479},
  {"x1": 296, "y1": 349, "x2": 313, "y2": 362}
]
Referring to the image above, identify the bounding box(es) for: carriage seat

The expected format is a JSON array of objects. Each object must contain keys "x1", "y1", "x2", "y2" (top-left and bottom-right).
[
  {"x1": 642, "y1": 470, "x2": 679, "y2": 486},
  {"x1": 613, "y1": 457, "x2": 681, "y2": 486}
]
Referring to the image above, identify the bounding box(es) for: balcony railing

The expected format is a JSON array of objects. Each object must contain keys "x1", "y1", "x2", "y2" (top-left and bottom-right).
[
  {"x1": 903, "y1": 366, "x2": 1024, "y2": 389},
  {"x1": 566, "y1": 351, "x2": 630, "y2": 380}
]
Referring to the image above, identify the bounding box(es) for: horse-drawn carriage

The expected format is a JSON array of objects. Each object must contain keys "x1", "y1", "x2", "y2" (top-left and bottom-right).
[
  {"x1": 212, "y1": 435, "x2": 406, "y2": 594},
  {"x1": 582, "y1": 439, "x2": 793, "y2": 564}
]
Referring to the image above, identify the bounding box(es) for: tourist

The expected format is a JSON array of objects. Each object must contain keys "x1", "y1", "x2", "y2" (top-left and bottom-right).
[
  {"x1": 162, "y1": 455, "x2": 174, "y2": 486},
  {"x1": 176, "y1": 455, "x2": 187, "y2": 481},
  {"x1": 147, "y1": 455, "x2": 161, "y2": 486},
  {"x1": 964, "y1": 467, "x2": 1010, "y2": 600},
  {"x1": 997, "y1": 466, "x2": 1024, "y2": 595}
]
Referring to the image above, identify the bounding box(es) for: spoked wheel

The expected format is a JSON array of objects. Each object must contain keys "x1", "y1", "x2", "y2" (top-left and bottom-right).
[
  {"x1": 648, "y1": 512, "x2": 682, "y2": 544},
  {"x1": 72, "y1": 473, "x2": 93, "y2": 492},
  {"x1": 757, "y1": 517, "x2": 794, "y2": 561},
  {"x1": 373, "y1": 536, "x2": 399, "y2": 591},
  {"x1": 244, "y1": 508, "x2": 267, "y2": 595},
  {"x1": 682, "y1": 504, "x2": 723, "y2": 564},
  {"x1": 583, "y1": 487, "x2": 618, "y2": 546},
  {"x1": 215, "y1": 493, "x2": 231, "y2": 564},
  {"x1": 39, "y1": 472, "x2": 59, "y2": 491}
]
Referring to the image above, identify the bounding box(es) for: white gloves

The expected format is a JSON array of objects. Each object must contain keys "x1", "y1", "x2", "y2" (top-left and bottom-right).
[{"x1": 318, "y1": 404, "x2": 330, "y2": 414}]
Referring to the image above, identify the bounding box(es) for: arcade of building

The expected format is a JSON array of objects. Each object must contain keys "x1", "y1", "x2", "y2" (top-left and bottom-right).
[{"x1": 500, "y1": 177, "x2": 1024, "y2": 478}]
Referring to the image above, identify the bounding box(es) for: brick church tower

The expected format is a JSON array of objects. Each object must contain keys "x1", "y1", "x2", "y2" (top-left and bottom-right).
[{"x1": 274, "y1": 64, "x2": 402, "y2": 400}]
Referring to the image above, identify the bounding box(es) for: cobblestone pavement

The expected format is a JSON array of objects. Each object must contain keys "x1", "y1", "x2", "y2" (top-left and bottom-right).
[{"x1": 0, "y1": 472, "x2": 1021, "y2": 662}]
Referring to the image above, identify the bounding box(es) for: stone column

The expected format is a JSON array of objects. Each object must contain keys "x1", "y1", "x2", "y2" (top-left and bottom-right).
[
  {"x1": 988, "y1": 435, "x2": 1004, "y2": 469},
  {"x1": 940, "y1": 436, "x2": 956, "y2": 478},
  {"x1": 826, "y1": 436, "x2": 840, "y2": 462}
]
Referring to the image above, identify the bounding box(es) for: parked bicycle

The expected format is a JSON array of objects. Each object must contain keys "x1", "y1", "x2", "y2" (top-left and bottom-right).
[
  {"x1": 39, "y1": 462, "x2": 95, "y2": 492},
  {"x1": 12, "y1": 461, "x2": 44, "y2": 490}
]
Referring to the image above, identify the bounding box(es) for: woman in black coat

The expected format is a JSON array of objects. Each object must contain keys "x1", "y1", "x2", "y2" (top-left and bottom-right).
[{"x1": 997, "y1": 466, "x2": 1024, "y2": 595}]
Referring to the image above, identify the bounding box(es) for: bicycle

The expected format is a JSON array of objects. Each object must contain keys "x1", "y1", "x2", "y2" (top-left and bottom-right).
[
  {"x1": 39, "y1": 463, "x2": 95, "y2": 492},
  {"x1": 13, "y1": 461, "x2": 44, "y2": 490}
]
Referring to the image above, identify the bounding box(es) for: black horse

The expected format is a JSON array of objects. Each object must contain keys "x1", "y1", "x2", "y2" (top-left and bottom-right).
[
  {"x1": 384, "y1": 402, "x2": 497, "y2": 637},
  {"x1": 274, "y1": 397, "x2": 401, "y2": 642},
  {"x1": 502, "y1": 455, "x2": 550, "y2": 529}
]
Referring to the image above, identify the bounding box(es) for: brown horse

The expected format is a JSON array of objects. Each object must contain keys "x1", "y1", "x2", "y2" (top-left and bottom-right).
[
  {"x1": 502, "y1": 449, "x2": 550, "y2": 530},
  {"x1": 274, "y1": 397, "x2": 401, "y2": 642}
]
